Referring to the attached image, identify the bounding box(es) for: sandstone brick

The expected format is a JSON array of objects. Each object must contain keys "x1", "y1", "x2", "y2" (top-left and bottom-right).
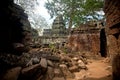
[
  {"x1": 59, "y1": 64, "x2": 75, "y2": 79},
  {"x1": 47, "y1": 60, "x2": 54, "y2": 67},
  {"x1": 40, "y1": 58, "x2": 47, "y2": 69},
  {"x1": 54, "y1": 68, "x2": 63, "y2": 77},
  {"x1": 53, "y1": 77, "x2": 65, "y2": 80},
  {"x1": 69, "y1": 65, "x2": 79, "y2": 73},
  {"x1": 21, "y1": 63, "x2": 41, "y2": 76}
]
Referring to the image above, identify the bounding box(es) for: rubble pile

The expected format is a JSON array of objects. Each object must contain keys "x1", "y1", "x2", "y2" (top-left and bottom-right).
[
  {"x1": 0, "y1": 0, "x2": 88, "y2": 80},
  {"x1": 0, "y1": 48, "x2": 88, "y2": 80}
]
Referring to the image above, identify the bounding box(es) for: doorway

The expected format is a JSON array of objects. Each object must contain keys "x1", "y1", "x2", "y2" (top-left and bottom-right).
[{"x1": 100, "y1": 28, "x2": 107, "y2": 57}]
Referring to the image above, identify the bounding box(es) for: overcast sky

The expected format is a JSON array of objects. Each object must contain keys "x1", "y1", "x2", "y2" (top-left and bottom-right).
[{"x1": 34, "y1": 0, "x2": 53, "y2": 24}]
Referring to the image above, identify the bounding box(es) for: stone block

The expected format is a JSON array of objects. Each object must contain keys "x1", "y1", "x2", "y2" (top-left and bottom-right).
[{"x1": 1, "y1": 67, "x2": 21, "y2": 80}]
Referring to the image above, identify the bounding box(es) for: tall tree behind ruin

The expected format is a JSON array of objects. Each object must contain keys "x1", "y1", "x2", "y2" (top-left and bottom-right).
[{"x1": 45, "y1": 0, "x2": 104, "y2": 33}]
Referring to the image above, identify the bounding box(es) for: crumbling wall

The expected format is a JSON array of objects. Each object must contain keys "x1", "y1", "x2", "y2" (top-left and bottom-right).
[
  {"x1": 0, "y1": 0, "x2": 32, "y2": 78},
  {"x1": 0, "y1": 0, "x2": 32, "y2": 55},
  {"x1": 67, "y1": 27, "x2": 101, "y2": 55},
  {"x1": 104, "y1": 0, "x2": 120, "y2": 80}
]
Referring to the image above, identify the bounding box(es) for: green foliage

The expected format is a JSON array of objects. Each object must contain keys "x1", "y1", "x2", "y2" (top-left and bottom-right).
[
  {"x1": 49, "y1": 43, "x2": 55, "y2": 50},
  {"x1": 45, "y1": 0, "x2": 104, "y2": 28},
  {"x1": 82, "y1": 0, "x2": 104, "y2": 19},
  {"x1": 62, "y1": 47, "x2": 68, "y2": 54}
]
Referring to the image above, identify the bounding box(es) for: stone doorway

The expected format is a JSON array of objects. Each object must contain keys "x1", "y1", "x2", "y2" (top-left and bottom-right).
[{"x1": 100, "y1": 28, "x2": 107, "y2": 57}]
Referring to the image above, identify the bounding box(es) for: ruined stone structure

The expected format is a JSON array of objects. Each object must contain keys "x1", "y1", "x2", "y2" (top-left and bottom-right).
[
  {"x1": 40, "y1": 36, "x2": 68, "y2": 46},
  {"x1": 67, "y1": 21, "x2": 106, "y2": 57},
  {"x1": 0, "y1": 0, "x2": 33, "y2": 79},
  {"x1": 43, "y1": 29, "x2": 52, "y2": 36},
  {"x1": 43, "y1": 15, "x2": 67, "y2": 37},
  {"x1": 31, "y1": 28, "x2": 39, "y2": 37},
  {"x1": 0, "y1": 1, "x2": 88, "y2": 80},
  {"x1": 52, "y1": 15, "x2": 67, "y2": 36},
  {"x1": 104, "y1": 0, "x2": 120, "y2": 80},
  {"x1": 41, "y1": 15, "x2": 68, "y2": 45},
  {"x1": 0, "y1": 0, "x2": 32, "y2": 55}
]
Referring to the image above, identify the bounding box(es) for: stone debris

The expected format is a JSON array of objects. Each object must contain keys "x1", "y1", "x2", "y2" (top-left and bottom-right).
[
  {"x1": 69, "y1": 65, "x2": 79, "y2": 73},
  {"x1": 47, "y1": 60, "x2": 54, "y2": 67},
  {"x1": 0, "y1": 48, "x2": 88, "y2": 80},
  {"x1": 54, "y1": 68, "x2": 63, "y2": 77},
  {"x1": 53, "y1": 77, "x2": 65, "y2": 80},
  {"x1": 0, "y1": 0, "x2": 88, "y2": 80},
  {"x1": 1, "y1": 67, "x2": 22, "y2": 80}
]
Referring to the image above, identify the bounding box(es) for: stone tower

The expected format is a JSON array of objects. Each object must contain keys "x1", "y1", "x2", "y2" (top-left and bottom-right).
[
  {"x1": 52, "y1": 15, "x2": 66, "y2": 36},
  {"x1": 0, "y1": 0, "x2": 32, "y2": 55}
]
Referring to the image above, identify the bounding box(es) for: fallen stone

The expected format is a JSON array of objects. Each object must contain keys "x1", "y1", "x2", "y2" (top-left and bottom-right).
[
  {"x1": 26, "y1": 57, "x2": 39, "y2": 67},
  {"x1": 32, "y1": 57, "x2": 40, "y2": 64},
  {"x1": 61, "y1": 56, "x2": 71, "y2": 62},
  {"x1": 54, "y1": 68, "x2": 63, "y2": 77},
  {"x1": 74, "y1": 70, "x2": 88, "y2": 80},
  {"x1": 2, "y1": 67, "x2": 21, "y2": 80},
  {"x1": 46, "y1": 67, "x2": 54, "y2": 80},
  {"x1": 26, "y1": 59, "x2": 33, "y2": 67},
  {"x1": 71, "y1": 60, "x2": 78, "y2": 66},
  {"x1": 47, "y1": 60, "x2": 54, "y2": 67},
  {"x1": 21, "y1": 63, "x2": 41, "y2": 76},
  {"x1": 59, "y1": 64, "x2": 75, "y2": 79},
  {"x1": 12, "y1": 43, "x2": 25, "y2": 52},
  {"x1": 78, "y1": 60, "x2": 87, "y2": 69},
  {"x1": 106, "y1": 66, "x2": 112, "y2": 72},
  {"x1": 72, "y1": 57, "x2": 79, "y2": 61},
  {"x1": 53, "y1": 77, "x2": 65, "y2": 80},
  {"x1": 40, "y1": 58, "x2": 47, "y2": 69},
  {"x1": 46, "y1": 55, "x2": 60, "y2": 61},
  {"x1": 69, "y1": 65, "x2": 79, "y2": 73}
]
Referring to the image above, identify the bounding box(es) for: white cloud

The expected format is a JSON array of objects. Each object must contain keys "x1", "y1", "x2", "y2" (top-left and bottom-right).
[{"x1": 34, "y1": 0, "x2": 53, "y2": 24}]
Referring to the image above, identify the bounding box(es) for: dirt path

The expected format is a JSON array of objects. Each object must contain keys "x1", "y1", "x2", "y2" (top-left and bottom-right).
[{"x1": 68, "y1": 57, "x2": 112, "y2": 80}]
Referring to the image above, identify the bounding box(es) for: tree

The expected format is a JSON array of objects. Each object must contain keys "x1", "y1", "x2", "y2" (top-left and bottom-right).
[
  {"x1": 29, "y1": 14, "x2": 49, "y2": 35},
  {"x1": 45, "y1": 0, "x2": 104, "y2": 32},
  {"x1": 81, "y1": 0, "x2": 104, "y2": 20}
]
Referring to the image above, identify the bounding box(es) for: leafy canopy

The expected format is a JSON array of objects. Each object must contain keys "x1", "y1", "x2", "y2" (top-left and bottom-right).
[{"x1": 45, "y1": 0, "x2": 104, "y2": 27}]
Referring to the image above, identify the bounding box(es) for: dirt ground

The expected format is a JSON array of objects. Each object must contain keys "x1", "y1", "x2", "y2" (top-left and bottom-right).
[{"x1": 67, "y1": 57, "x2": 112, "y2": 80}]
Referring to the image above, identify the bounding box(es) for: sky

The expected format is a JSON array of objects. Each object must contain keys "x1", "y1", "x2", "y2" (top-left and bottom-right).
[
  {"x1": 32, "y1": 0, "x2": 53, "y2": 35},
  {"x1": 34, "y1": 0, "x2": 53, "y2": 24}
]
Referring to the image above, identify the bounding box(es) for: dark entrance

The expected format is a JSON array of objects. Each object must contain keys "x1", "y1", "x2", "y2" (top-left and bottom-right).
[{"x1": 100, "y1": 28, "x2": 107, "y2": 57}]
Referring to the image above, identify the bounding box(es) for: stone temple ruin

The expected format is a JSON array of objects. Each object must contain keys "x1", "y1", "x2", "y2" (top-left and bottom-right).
[
  {"x1": 39, "y1": 15, "x2": 68, "y2": 45},
  {"x1": 104, "y1": 0, "x2": 120, "y2": 80},
  {"x1": 67, "y1": 20, "x2": 106, "y2": 57},
  {"x1": 0, "y1": 0, "x2": 120, "y2": 80},
  {"x1": 43, "y1": 15, "x2": 67, "y2": 37},
  {"x1": 37, "y1": 16, "x2": 106, "y2": 57},
  {"x1": 0, "y1": 0, "x2": 32, "y2": 55}
]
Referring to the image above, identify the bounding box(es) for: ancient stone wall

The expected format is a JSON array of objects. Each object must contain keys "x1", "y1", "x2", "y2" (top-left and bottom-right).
[
  {"x1": 67, "y1": 27, "x2": 101, "y2": 55},
  {"x1": 0, "y1": 0, "x2": 33, "y2": 76},
  {"x1": 104, "y1": 0, "x2": 120, "y2": 80},
  {"x1": 43, "y1": 15, "x2": 67, "y2": 37},
  {"x1": 0, "y1": 0, "x2": 32, "y2": 55},
  {"x1": 104, "y1": 0, "x2": 120, "y2": 55}
]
